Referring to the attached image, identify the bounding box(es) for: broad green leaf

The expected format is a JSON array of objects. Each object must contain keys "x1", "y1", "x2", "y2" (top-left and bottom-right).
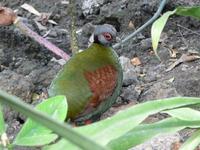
[
  {"x1": 14, "y1": 95, "x2": 67, "y2": 146},
  {"x1": 0, "y1": 90, "x2": 106, "y2": 150},
  {"x1": 176, "y1": 6, "x2": 200, "y2": 20},
  {"x1": 163, "y1": 107, "x2": 200, "y2": 121},
  {"x1": 45, "y1": 97, "x2": 200, "y2": 150},
  {"x1": 151, "y1": 10, "x2": 176, "y2": 59},
  {"x1": 0, "y1": 104, "x2": 5, "y2": 134},
  {"x1": 180, "y1": 129, "x2": 200, "y2": 150}
]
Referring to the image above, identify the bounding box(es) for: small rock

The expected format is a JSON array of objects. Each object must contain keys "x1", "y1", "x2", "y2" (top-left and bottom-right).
[
  {"x1": 27, "y1": 61, "x2": 61, "y2": 87},
  {"x1": 121, "y1": 85, "x2": 141, "y2": 101},
  {"x1": 48, "y1": 29, "x2": 58, "y2": 38},
  {"x1": 174, "y1": 72, "x2": 200, "y2": 97},
  {"x1": 0, "y1": 70, "x2": 34, "y2": 102},
  {"x1": 141, "y1": 81, "x2": 179, "y2": 101},
  {"x1": 81, "y1": 23, "x2": 95, "y2": 36},
  {"x1": 181, "y1": 64, "x2": 189, "y2": 71},
  {"x1": 81, "y1": 0, "x2": 105, "y2": 16},
  {"x1": 119, "y1": 56, "x2": 139, "y2": 86},
  {"x1": 140, "y1": 38, "x2": 152, "y2": 51},
  {"x1": 16, "y1": 60, "x2": 38, "y2": 75},
  {"x1": 131, "y1": 133, "x2": 181, "y2": 150}
]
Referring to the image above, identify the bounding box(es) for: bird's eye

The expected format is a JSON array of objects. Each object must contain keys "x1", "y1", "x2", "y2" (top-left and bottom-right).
[{"x1": 103, "y1": 32, "x2": 112, "y2": 41}]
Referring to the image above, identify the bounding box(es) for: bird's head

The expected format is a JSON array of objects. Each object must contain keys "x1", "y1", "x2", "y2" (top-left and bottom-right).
[{"x1": 93, "y1": 24, "x2": 117, "y2": 46}]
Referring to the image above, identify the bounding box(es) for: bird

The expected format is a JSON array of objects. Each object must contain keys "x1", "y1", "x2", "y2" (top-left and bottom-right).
[{"x1": 48, "y1": 24, "x2": 123, "y2": 125}]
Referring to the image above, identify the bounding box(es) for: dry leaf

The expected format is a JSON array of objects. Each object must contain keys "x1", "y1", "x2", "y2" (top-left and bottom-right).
[
  {"x1": 139, "y1": 73, "x2": 146, "y2": 77},
  {"x1": 0, "y1": 7, "x2": 16, "y2": 26},
  {"x1": 21, "y1": 3, "x2": 57, "y2": 25},
  {"x1": 188, "y1": 49, "x2": 199, "y2": 55},
  {"x1": 21, "y1": 3, "x2": 41, "y2": 16},
  {"x1": 169, "y1": 48, "x2": 178, "y2": 58},
  {"x1": 128, "y1": 21, "x2": 135, "y2": 29},
  {"x1": 61, "y1": 1, "x2": 70, "y2": 5},
  {"x1": 36, "y1": 12, "x2": 51, "y2": 25},
  {"x1": 168, "y1": 77, "x2": 175, "y2": 83},
  {"x1": 166, "y1": 53, "x2": 200, "y2": 72},
  {"x1": 171, "y1": 141, "x2": 181, "y2": 150},
  {"x1": 131, "y1": 57, "x2": 142, "y2": 66}
]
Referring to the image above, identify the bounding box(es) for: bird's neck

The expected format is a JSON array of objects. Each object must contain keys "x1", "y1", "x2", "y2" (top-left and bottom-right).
[{"x1": 90, "y1": 43, "x2": 111, "y2": 52}]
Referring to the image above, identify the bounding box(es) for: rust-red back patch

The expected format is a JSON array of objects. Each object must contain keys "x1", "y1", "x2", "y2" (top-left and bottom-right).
[{"x1": 84, "y1": 65, "x2": 118, "y2": 108}]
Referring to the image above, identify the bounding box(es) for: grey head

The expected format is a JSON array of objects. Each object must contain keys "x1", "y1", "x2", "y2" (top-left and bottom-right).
[{"x1": 93, "y1": 24, "x2": 117, "y2": 46}]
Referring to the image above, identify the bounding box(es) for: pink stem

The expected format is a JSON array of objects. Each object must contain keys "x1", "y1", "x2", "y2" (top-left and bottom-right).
[{"x1": 14, "y1": 18, "x2": 70, "y2": 61}]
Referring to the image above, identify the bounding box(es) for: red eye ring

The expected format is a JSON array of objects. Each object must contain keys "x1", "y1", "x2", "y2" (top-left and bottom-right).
[{"x1": 103, "y1": 32, "x2": 112, "y2": 41}]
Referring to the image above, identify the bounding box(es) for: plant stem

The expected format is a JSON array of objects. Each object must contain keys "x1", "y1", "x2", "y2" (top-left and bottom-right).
[
  {"x1": 69, "y1": 0, "x2": 79, "y2": 54},
  {"x1": 113, "y1": 0, "x2": 168, "y2": 49},
  {"x1": 0, "y1": 90, "x2": 108, "y2": 150},
  {"x1": 14, "y1": 18, "x2": 70, "y2": 61}
]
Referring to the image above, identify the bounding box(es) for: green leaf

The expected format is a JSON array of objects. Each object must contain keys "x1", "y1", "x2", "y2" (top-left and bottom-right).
[
  {"x1": 107, "y1": 118, "x2": 200, "y2": 150},
  {"x1": 180, "y1": 129, "x2": 200, "y2": 150},
  {"x1": 14, "y1": 95, "x2": 67, "y2": 146},
  {"x1": 45, "y1": 97, "x2": 200, "y2": 150},
  {"x1": 163, "y1": 107, "x2": 200, "y2": 121},
  {"x1": 151, "y1": 10, "x2": 176, "y2": 59},
  {"x1": 0, "y1": 90, "x2": 106, "y2": 150},
  {"x1": 0, "y1": 104, "x2": 5, "y2": 135},
  {"x1": 176, "y1": 6, "x2": 200, "y2": 20}
]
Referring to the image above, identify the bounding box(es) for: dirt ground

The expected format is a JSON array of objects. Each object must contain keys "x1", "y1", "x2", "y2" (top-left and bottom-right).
[{"x1": 1, "y1": 0, "x2": 200, "y2": 149}]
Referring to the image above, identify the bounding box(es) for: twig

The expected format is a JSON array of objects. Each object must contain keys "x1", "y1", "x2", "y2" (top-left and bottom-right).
[
  {"x1": 177, "y1": 24, "x2": 200, "y2": 36},
  {"x1": 14, "y1": 18, "x2": 70, "y2": 61},
  {"x1": 69, "y1": 0, "x2": 79, "y2": 54},
  {"x1": 177, "y1": 26, "x2": 189, "y2": 48},
  {"x1": 0, "y1": 6, "x2": 70, "y2": 61},
  {"x1": 113, "y1": 0, "x2": 168, "y2": 49}
]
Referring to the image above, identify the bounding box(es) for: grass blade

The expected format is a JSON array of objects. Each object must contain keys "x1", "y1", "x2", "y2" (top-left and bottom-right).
[
  {"x1": 108, "y1": 118, "x2": 200, "y2": 150},
  {"x1": 0, "y1": 104, "x2": 5, "y2": 135},
  {"x1": 163, "y1": 107, "x2": 200, "y2": 121},
  {"x1": 46, "y1": 97, "x2": 200, "y2": 150}
]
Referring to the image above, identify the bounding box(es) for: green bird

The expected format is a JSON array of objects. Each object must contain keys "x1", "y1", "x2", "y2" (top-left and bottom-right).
[{"x1": 48, "y1": 24, "x2": 123, "y2": 125}]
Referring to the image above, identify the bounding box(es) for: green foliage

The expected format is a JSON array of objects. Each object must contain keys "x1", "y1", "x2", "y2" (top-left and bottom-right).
[
  {"x1": 176, "y1": 6, "x2": 200, "y2": 19},
  {"x1": 107, "y1": 118, "x2": 198, "y2": 150},
  {"x1": 0, "y1": 104, "x2": 6, "y2": 150},
  {"x1": 14, "y1": 96, "x2": 68, "y2": 146},
  {"x1": 45, "y1": 97, "x2": 200, "y2": 150},
  {"x1": 0, "y1": 90, "x2": 106, "y2": 150},
  {"x1": 2, "y1": 91, "x2": 200, "y2": 149},
  {"x1": 0, "y1": 104, "x2": 5, "y2": 135},
  {"x1": 151, "y1": 10, "x2": 176, "y2": 59},
  {"x1": 151, "y1": 6, "x2": 200, "y2": 58},
  {"x1": 108, "y1": 107, "x2": 200, "y2": 150}
]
